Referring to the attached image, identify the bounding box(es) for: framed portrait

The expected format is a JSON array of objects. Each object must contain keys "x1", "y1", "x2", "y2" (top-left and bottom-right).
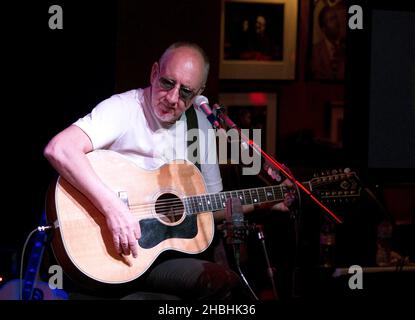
[
  {"x1": 308, "y1": 0, "x2": 347, "y2": 81},
  {"x1": 219, "y1": 0, "x2": 298, "y2": 80},
  {"x1": 218, "y1": 92, "x2": 277, "y2": 156}
]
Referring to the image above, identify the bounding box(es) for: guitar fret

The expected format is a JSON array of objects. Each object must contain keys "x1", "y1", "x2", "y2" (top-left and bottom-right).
[
  {"x1": 270, "y1": 186, "x2": 276, "y2": 200},
  {"x1": 205, "y1": 194, "x2": 213, "y2": 211},
  {"x1": 220, "y1": 192, "x2": 227, "y2": 208},
  {"x1": 226, "y1": 192, "x2": 233, "y2": 206},
  {"x1": 274, "y1": 186, "x2": 283, "y2": 201},
  {"x1": 251, "y1": 189, "x2": 259, "y2": 203},
  {"x1": 265, "y1": 187, "x2": 274, "y2": 201},
  {"x1": 199, "y1": 195, "x2": 206, "y2": 212},
  {"x1": 216, "y1": 194, "x2": 221, "y2": 210},
  {"x1": 187, "y1": 197, "x2": 193, "y2": 214},
  {"x1": 258, "y1": 188, "x2": 267, "y2": 202},
  {"x1": 184, "y1": 198, "x2": 191, "y2": 214},
  {"x1": 244, "y1": 189, "x2": 252, "y2": 204},
  {"x1": 237, "y1": 190, "x2": 245, "y2": 205},
  {"x1": 201, "y1": 195, "x2": 206, "y2": 212},
  {"x1": 192, "y1": 196, "x2": 198, "y2": 213},
  {"x1": 206, "y1": 194, "x2": 213, "y2": 211},
  {"x1": 185, "y1": 179, "x2": 306, "y2": 215}
]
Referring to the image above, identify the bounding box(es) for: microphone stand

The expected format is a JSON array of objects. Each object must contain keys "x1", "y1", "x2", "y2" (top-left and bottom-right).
[
  {"x1": 209, "y1": 101, "x2": 343, "y2": 300},
  {"x1": 224, "y1": 197, "x2": 259, "y2": 301},
  {"x1": 212, "y1": 103, "x2": 343, "y2": 225},
  {"x1": 255, "y1": 224, "x2": 278, "y2": 300}
]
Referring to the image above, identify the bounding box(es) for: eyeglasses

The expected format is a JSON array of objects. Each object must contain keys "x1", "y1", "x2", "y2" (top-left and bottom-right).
[
  {"x1": 158, "y1": 77, "x2": 198, "y2": 102},
  {"x1": 157, "y1": 67, "x2": 199, "y2": 102}
]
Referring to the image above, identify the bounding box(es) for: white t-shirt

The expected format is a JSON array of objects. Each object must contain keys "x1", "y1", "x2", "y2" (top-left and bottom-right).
[{"x1": 74, "y1": 89, "x2": 223, "y2": 194}]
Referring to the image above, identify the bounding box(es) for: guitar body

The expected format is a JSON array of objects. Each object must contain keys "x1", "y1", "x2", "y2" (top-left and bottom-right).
[{"x1": 46, "y1": 150, "x2": 214, "y2": 285}]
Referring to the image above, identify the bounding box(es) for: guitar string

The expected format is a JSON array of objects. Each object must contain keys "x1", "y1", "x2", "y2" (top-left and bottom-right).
[
  {"x1": 126, "y1": 186, "x2": 286, "y2": 209},
  {"x1": 132, "y1": 191, "x2": 356, "y2": 220},
  {"x1": 125, "y1": 192, "x2": 286, "y2": 220},
  {"x1": 126, "y1": 189, "x2": 285, "y2": 212},
  {"x1": 127, "y1": 194, "x2": 285, "y2": 211},
  {"x1": 124, "y1": 197, "x2": 288, "y2": 221},
  {"x1": 116, "y1": 172, "x2": 354, "y2": 212},
  {"x1": 93, "y1": 174, "x2": 353, "y2": 220},
  {"x1": 126, "y1": 186, "x2": 285, "y2": 216},
  {"x1": 114, "y1": 172, "x2": 353, "y2": 212},
  {"x1": 122, "y1": 176, "x2": 356, "y2": 219}
]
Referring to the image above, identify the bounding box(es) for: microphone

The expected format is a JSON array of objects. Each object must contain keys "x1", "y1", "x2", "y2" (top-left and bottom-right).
[{"x1": 193, "y1": 95, "x2": 221, "y2": 129}]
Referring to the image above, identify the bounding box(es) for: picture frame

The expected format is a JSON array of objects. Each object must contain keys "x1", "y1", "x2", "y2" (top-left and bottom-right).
[
  {"x1": 218, "y1": 92, "x2": 277, "y2": 156},
  {"x1": 219, "y1": 0, "x2": 298, "y2": 80},
  {"x1": 308, "y1": 0, "x2": 347, "y2": 81}
]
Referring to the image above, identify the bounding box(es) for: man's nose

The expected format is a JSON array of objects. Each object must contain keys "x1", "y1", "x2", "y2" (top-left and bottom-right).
[{"x1": 166, "y1": 86, "x2": 180, "y2": 105}]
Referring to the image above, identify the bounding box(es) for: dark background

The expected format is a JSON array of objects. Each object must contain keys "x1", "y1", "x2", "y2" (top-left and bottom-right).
[{"x1": 1, "y1": 0, "x2": 414, "y2": 300}]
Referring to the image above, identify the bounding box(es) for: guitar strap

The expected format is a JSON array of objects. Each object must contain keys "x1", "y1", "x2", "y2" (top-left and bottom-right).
[
  {"x1": 185, "y1": 106, "x2": 201, "y2": 172},
  {"x1": 185, "y1": 107, "x2": 220, "y2": 263}
]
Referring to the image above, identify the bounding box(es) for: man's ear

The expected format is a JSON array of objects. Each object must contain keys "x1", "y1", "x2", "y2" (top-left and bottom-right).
[{"x1": 150, "y1": 62, "x2": 159, "y2": 85}]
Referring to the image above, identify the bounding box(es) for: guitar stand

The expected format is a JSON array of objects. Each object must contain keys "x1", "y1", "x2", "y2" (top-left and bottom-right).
[{"x1": 254, "y1": 224, "x2": 279, "y2": 300}]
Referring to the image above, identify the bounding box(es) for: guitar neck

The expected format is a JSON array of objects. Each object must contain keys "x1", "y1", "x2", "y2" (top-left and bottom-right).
[{"x1": 184, "y1": 182, "x2": 310, "y2": 215}]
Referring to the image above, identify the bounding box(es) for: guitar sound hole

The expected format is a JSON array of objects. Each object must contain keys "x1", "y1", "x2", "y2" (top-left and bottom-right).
[{"x1": 155, "y1": 193, "x2": 184, "y2": 224}]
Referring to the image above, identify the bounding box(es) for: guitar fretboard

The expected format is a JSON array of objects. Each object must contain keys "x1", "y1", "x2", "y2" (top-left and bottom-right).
[{"x1": 183, "y1": 185, "x2": 289, "y2": 215}]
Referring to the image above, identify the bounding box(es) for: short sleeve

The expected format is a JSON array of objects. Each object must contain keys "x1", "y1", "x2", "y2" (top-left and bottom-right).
[{"x1": 73, "y1": 95, "x2": 133, "y2": 150}]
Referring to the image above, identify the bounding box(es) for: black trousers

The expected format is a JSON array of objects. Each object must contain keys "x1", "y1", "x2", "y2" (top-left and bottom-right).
[{"x1": 68, "y1": 256, "x2": 247, "y2": 301}]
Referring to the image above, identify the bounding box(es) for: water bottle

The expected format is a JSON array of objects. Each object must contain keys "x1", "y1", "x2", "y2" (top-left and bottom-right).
[
  {"x1": 376, "y1": 220, "x2": 393, "y2": 267},
  {"x1": 320, "y1": 217, "x2": 336, "y2": 268}
]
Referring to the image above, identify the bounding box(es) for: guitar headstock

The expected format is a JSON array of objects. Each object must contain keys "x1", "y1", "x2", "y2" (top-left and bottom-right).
[{"x1": 309, "y1": 169, "x2": 361, "y2": 205}]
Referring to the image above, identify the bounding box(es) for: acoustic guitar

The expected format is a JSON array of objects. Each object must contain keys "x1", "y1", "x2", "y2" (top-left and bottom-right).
[{"x1": 46, "y1": 150, "x2": 360, "y2": 285}]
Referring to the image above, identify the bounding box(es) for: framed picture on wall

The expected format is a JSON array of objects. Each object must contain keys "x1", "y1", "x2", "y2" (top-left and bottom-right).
[
  {"x1": 308, "y1": 0, "x2": 347, "y2": 81},
  {"x1": 218, "y1": 92, "x2": 277, "y2": 156},
  {"x1": 220, "y1": 0, "x2": 298, "y2": 80}
]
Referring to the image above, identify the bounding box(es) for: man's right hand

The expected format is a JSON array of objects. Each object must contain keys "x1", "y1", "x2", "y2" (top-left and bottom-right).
[
  {"x1": 43, "y1": 125, "x2": 142, "y2": 258},
  {"x1": 105, "y1": 207, "x2": 141, "y2": 258}
]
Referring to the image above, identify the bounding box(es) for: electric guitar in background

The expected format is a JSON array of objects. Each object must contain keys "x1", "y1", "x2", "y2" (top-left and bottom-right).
[{"x1": 46, "y1": 150, "x2": 361, "y2": 286}]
